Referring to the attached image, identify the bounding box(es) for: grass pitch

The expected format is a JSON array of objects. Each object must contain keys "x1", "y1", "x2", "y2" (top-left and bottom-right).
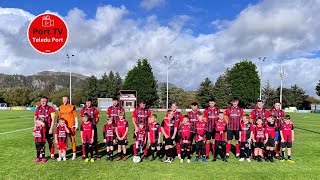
[{"x1": 0, "y1": 111, "x2": 320, "y2": 179}]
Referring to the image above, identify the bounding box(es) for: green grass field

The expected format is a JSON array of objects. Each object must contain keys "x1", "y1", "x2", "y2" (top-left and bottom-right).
[{"x1": 0, "y1": 111, "x2": 320, "y2": 180}]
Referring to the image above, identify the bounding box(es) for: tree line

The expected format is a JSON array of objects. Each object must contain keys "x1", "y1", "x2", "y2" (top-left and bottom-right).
[{"x1": 0, "y1": 59, "x2": 317, "y2": 109}]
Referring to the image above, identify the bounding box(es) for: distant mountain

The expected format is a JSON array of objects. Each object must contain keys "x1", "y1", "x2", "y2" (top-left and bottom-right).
[
  {"x1": 0, "y1": 71, "x2": 88, "y2": 89},
  {"x1": 157, "y1": 82, "x2": 176, "y2": 91}
]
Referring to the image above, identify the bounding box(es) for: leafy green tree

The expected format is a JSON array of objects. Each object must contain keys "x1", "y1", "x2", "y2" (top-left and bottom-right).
[
  {"x1": 82, "y1": 75, "x2": 99, "y2": 105},
  {"x1": 213, "y1": 70, "x2": 232, "y2": 109},
  {"x1": 262, "y1": 81, "x2": 277, "y2": 109},
  {"x1": 98, "y1": 73, "x2": 111, "y2": 98},
  {"x1": 196, "y1": 77, "x2": 214, "y2": 108},
  {"x1": 123, "y1": 59, "x2": 158, "y2": 106},
  {"x1": 227, "y1": 60, "x2": 260, "y2": 108},
  {"x1": 316, "y1": 80, "x2": 320, "y2": 97},
  {"x1": 181, "y1": 91, "x2": 197, "y2": 109},
  {"x1": 2, "y1": 87, "x2": 36, "y2": 106},
  {"x1": 160, "y1": 85, "x2": 186, "y2": 108}
]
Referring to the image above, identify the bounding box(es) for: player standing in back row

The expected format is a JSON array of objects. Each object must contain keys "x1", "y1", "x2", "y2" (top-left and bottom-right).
[
  {"x1": 225, "y1": 97, "x2": 244, "y2": 159},
  {"x1": 203, "y1": 98, "x2": 220, "y2": 159},
  {"x1": 107, "y1": 98, "x2": 125, "y2": 124},
  {"x1": 171, "y1": 103, "x2": 183, "y2": 159}
]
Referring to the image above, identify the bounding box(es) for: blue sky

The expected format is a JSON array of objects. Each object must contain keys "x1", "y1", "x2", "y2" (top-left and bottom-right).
[
  {"x1": 0, "y1": 0, "x2": 319, "y2": 97},
  {"x1": 0, "y1": 0, "x2": 259, "y2": 35}
]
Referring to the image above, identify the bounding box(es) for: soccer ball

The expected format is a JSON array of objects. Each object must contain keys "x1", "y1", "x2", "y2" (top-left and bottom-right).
[{"x1": 133, "y1": 156, "x2": 141, "y2": 163}]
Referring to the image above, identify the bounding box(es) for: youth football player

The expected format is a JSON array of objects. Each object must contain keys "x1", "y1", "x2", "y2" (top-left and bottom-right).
[
  {"x1": 203, "y1": 98, "x2": 220, "y2": 159},
  {"x1": 280, "y1": 115, "x2": 295, "y2": 163},
  {"x1": 116, "y1": 112, "x2": 128, "y2": 161},
  {"x1": 161, "y1": 110, "x2": 178, "y2": 163},
  {"x1": 55, "y1": 118, "x2": 70, "y2": 161},
  {"x1": 265, "y1": 116, "x2": 277, "y2": 162},
  {"x1": 253, "y1": 117, "x2": 268, "y2": 162},
  {"x1": 179, "y1": 115, "x2": 192, "y2": 163},
  {"x1": 103, "y1": 117, "x2": 116, "y2": 161},
  {"x1": 239, "y1": 114, "x2": 253, "y2": 162},
  {"x1": 80, "y1": 114, "x2": 95, "y2": 163},
  {"x1": 147, "y1": 114, "x2": 162, "y2": 161},
  {"x1": 171, "y1": 103, "x2": 183, "y2": 160},
  {"x1": 33, "y1": 117, "x2": 46, "y2": 163},
  {"x1": 133, "y1": 122, "x2": 147, "y2": 159},
  {"x1": 194, "y1": 113, "x2": 207, "y2": 163},
  {"x1": 225, "y1": 97, "x2": 244, "y2": 158},
  {"x1": 213, "y1": 112, "x2": 228, "y2": 162}
]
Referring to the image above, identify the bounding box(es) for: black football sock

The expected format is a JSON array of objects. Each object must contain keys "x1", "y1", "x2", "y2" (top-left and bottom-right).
[
  {"x1": 244, "y1": 147, "x2": 250, "y2": 158},
  {"x1": 85, "y1": 144, "x2": 89, "y2": 158},
  {"x1": 165, "y1": 149, "x2": 169, "y2": 158},
  {"x1": 187, "y1": 150, "x2": 191, "y2": 159},
  {"x1": 222, "y1": 144, "x2": 226, "y2": 159},
  {"x1": 214, "y1": 143, "x2": 219, "y2": 158},
  {"x1": 181, "y1": 151, "x2": 185, "y2": 159},
  {"x1": 90, "y1": 146, "x2": 94, "y2": 158},
  {"x1": 118, "y1": 151, "x2": 122, "y2": 157},
  {"x1": 281, "y1": 150, "x2": 285, "y2": 158},
  {"x1": 42, "y1": 148, "x2": 45, "y2": 159},
  {"x1": 202, "y1": 145, "x2": 206, "y2": 158},
  {"x1": 36, "y1": 149, "x2": 40, "y2": 158},
  {"x1": 240, "y1": 148, "x2": 244, "y2": 158},
  {"x1": 266, "y1": 150, "x2": 270, "y2": 157},
  {"x1": 152, "y1": 149, "x2": 155, "y2": 158},
  {"x1": 168, "y1": 148, "x2": 172, "y2": 158},
  {"x1": 288, "y1": 155, "x2": 291, "y2": 160}
]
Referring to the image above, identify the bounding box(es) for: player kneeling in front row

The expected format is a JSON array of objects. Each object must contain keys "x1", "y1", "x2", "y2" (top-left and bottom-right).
[
  {"x1": 239, "y1": 114, "x2": 253, "y2": 162},
  {"x1": 33, "y1": 117, "x2": 47, "y2": 163},
  {"x1": 194, "y1": 113, "x2": 207, "y2": 163},
  {"x1": 253, "y1": 117, "x2": 268, "y2": 162},
  {"x1": 213, "y1": 112, "x2": 228, "y2": 162},
  {"x1": 80, "y1": 114, "x2": 95, "y2": 163},
  {"x1": 133, "y1": 122, "x2": 147, "y2": 162},
  {"x1": 116, "y1": 112, "x2": 129, "y2": 161},
  {"x1": 265, "y1": 116, "x2": 277, "y2": 163},
  {"x1": 147, "y1": 114, "x2": 162, "y2": 161},
  {"x1": 280, "y1": 115, "x2": 295, "y2": 163},
  {"x1": 161, "y1": 110, "x2": 178, "y2": 163},
  {"x1": 55, "y1": 118, "x2": 70, "y2": 161},
  {"x1": 179, "y1": 115, "x2": 192, "y2": 163},
  {"x1": 103, "y1": 117, "x2": 116, "y2": 161}
]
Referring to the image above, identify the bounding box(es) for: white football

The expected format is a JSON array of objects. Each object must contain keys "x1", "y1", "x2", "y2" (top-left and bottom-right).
[{"x1": 133, "y1": 156, "x2": 141, "y2": 163}]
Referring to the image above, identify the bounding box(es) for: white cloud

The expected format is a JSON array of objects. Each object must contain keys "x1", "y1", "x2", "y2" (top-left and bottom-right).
[
  {"x1": 0, "y1": 0, "x2": 320, "y2": 98},
  {"x1": 140, "y1": 0, "x2": 165, "y2": 10}
]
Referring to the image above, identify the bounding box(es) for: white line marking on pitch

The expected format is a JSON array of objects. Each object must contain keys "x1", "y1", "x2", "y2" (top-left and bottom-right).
[{"x1": 0, "y1": 127, "x2": 33, "y2": 135}]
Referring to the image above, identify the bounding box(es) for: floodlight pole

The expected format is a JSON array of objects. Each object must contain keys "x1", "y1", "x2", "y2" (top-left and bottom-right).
[
  {"x1": 280, "y1": 66, "x2": 284, "y2": 109},
  {"x1": 259, "y1": 57, "x2": 266, "y2": 100},
  {"x1": 164, "y1": 56, "x2": 172, "y2": 109},
  {"x1": 67, "y1": 54, "x2": 75, "y2": 104}
]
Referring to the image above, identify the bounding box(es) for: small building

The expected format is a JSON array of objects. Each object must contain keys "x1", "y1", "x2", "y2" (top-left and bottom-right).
[
  {"x1": 98, "y1": 98, "x2": 113, "y2": 111},
  {"x1": 119, "y1": 90, "x2": 137, "y2": 111}
]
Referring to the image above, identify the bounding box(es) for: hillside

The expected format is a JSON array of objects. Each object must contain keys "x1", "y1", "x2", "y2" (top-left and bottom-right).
[{"x1": 0, "y1": 71, "x2": 88, "y2": 89}]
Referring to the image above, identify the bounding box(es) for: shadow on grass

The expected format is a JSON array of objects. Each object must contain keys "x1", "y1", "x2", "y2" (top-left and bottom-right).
[{"x1": 295, "y1": 127, "x2": 320, "y2": 135}]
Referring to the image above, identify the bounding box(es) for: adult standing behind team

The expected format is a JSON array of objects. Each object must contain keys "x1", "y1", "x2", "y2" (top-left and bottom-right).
[
  {"x1": 107, "y1": 98, "x2": 125, "y2": 124},
  {"x1": 225, "y1": 97, "x2": 244, "y2": 159},
  {"x1": 58, "y1": 96, "x2": 78, "y2": 160},
  {"x1": 80, "y1": 98, "x2": 100, "y2": 160},
  {"x1": 34, "y1": 96, "x2": 56, "y2": 159},
  {"x1": 203, "y1": 97, "x2": 220, "y2": 159},
  {"x1": 250, "y1": 100, "x2": 268, "y2": 125}
]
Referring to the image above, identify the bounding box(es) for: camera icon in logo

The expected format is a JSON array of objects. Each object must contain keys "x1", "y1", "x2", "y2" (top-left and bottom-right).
[{"x1": 42, "y1": 15, "x2": 54, "y2": 27}]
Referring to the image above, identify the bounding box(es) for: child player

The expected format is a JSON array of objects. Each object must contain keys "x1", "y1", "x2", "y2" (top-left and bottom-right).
[
  {"x1": 239, "y1": 114, "x2": 253, "y2": 162},
  {"x1": 265, "y1": 116, "x2": 277, "y2": 162},
  {"x1": 80, "y1": 113, "x2": 95, "y2": 163},
  {"x1": 115, "y1": 112, "x2": 128, "y2": 161},
  {"x1": 55, "y1": 118, "x2": 70, "y2": 161},
  {"x1": 253, "y1": 117, "x2": 268, "y2": 162},
  {"x1": 179, "y1": 115, "x2": 192, "y2": 163},
  {"x1": 213, "y1": 112, "x2": 228, "y2": 162},
  {"x1": 147, "y1": 114, "x2": 162, "y2": 161},
  {"x1": 33, "y1": 117, "x2": 46, "y2": 163},
  {"x1": 194, "y1": 113, "x2": 207, "y2": 163},
  {"x1": 280, "y1": 115, "x2": 295, "y2": 163},
  {"x1": 103, "y1": 117, "x2": 116, "y2": 161},
  {"x1": 161, "y1": 110, "x2": 178, "y2": 163},
  {"x1": 133, "y1": 122, "x2": 147, "y2": 159}
]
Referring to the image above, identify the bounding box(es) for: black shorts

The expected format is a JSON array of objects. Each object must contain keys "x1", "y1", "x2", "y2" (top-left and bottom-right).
[
  {"x1": 206, "y1": 131, "x2": 215, "y2": 140},
  {"x1": 265, "y1": 138, "x2": 275, "y2": 147},
  {"x1": 281, "y1": 142, "x2": 292, "y2": 148},
  {"x1": 106, "y1": 141, "x2": 113, "y2": 147},
  {"x1": 227, "y1": 130, "x2": 240, "y2": 140},
  {"x1": 240, "y1": 142, "x2": 250, "y2": 149},
  {"x1": 118, "y1": 140, "x2": 127, "y2": 146},
  {"x1": 180, "y1": 143, "x2": 190, "y2": 150},
  {"x1": 164, "y1": 138, "x2": 174, "y2": 146},
  {"x1": 150, "y1": 142, "x2": 160, "y2": 147},
  {"x1": 35, "y1": 142, "x2": 45, "y2": 150},
  {"x1": 254, "y1": 142, "x2": 264, "y2": 149}
]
